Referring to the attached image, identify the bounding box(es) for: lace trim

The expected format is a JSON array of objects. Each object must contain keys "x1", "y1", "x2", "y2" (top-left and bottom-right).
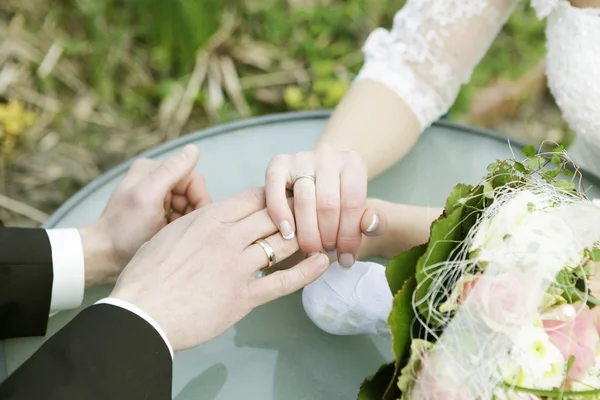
[{"x1": 356, "y1": 0, "x2": 517, "y2": 129}]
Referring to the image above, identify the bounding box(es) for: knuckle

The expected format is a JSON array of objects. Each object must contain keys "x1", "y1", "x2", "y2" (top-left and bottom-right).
[
  {"x1": 268, "y1": 154, "x2": 290, "y2": 168},
  {"x1": 128, "y1": 188, "x2": 150, "y2": 208},
  {"x1": 321, "y1": 238, "x2": 337, "y2": 250},
  {"x1": 295, "y1": 151, "x2": 314, "y2": 165},
  {"x1": 265, "y1": 169, "x2": 282, "y2": 187},
  {"x1": 345, "y1": 149, "x2": 364, "y2": 164},
  {"x1": 294, "y1": 190, "x2": 315, "y2": 206},
  {"x1": 341, "y1": 196, "x2": 365, "y2": 212},
  {"x1": 276, "y1": 272, "x2": 293, "y2": 295},
  {"x1": 336, "y1": 234, "x2": 360, "y2": 250},
  {"x1": 317, "y1": 195, "x2": 340, "y2": 214}
]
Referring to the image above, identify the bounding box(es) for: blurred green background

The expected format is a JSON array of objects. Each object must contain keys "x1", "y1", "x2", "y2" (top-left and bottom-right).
[{"x1": 0, "y1": 0, "x2": 570, "y2": 226}]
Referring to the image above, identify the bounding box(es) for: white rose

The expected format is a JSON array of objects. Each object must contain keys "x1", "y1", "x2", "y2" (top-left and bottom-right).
[{"x1": 470, "y1": 190, "x2": 540, "y2": 259}]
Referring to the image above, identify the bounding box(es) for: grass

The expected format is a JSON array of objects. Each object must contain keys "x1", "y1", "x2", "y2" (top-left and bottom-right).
[{"x1": 0, "y1": 0, "x2": 567, "y2": 226}]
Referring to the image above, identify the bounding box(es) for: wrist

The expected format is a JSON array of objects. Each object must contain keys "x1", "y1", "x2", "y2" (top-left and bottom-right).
[{"x1": 79, "y1": 222, "x2": 121, "y2": 287}]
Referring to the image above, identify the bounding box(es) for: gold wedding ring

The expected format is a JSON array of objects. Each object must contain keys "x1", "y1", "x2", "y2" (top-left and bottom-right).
[
  {"x1": 292, "y1": 172, "x2": 316, "y2": 185},
  {"x1": 254, "y1": 238, "x2": 277, "y2": 269}
]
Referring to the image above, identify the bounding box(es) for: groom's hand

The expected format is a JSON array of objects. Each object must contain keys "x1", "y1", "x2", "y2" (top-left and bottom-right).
[
  {"x1": 109, "y1": 187, "x2": 330, "y2": 351},
  {"x1": 80, "y1": 145, "x2": 211, "y2": 287}
]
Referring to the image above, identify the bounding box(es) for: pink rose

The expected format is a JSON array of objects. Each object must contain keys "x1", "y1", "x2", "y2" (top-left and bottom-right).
[
  {"x1": 588, "y1": 305, "x2": 600, "y2": 335},
  {"x1": 411, "y1": 352, "x2": 472, "y2": 400},
  {"x1": 543, "y1": 303, "x2": 599, "y2": 380},
  {"x1": 470, "y1": 272, "x2": 540, "y2": 332}
]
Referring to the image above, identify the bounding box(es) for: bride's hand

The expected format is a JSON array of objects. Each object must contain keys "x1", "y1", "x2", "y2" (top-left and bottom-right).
[{"x1": 265, "y1": 144, "x2": 386, "y2": 267}]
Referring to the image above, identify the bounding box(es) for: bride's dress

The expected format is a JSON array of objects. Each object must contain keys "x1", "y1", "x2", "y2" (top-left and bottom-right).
[{"x1": 303, "y1": 0, "x2": 600, "y2": 336}]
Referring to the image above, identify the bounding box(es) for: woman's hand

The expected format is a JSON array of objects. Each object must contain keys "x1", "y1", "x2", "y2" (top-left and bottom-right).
[{"x1": 265, "y1": 144, "x2": 386, "y2": 267}]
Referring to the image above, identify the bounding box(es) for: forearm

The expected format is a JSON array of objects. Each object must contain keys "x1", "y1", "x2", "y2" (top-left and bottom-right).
[
  {"x1": 360, "y1": 199, "x2": 442, "y2": 260},
  {"x1": 316, "y1": 79, "x2": 422, "y2": 180}
]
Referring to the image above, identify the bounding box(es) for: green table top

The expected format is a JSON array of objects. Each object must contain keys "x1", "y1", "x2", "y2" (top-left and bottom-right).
[{"x1": 2, "y1": 111, "x2": 599, "y2": 399}]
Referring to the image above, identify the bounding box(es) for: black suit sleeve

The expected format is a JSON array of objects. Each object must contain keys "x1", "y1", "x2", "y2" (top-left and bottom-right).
[
  {"x1": 0, "y1": 228, "x2": 53, "y2": 339},
  {"x1": 0, "y1": 304, "x2": 173, "y2": 400}
]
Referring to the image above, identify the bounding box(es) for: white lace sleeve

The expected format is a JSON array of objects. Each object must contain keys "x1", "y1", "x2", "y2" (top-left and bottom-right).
[{"x1": 356, "y1": 0, "x2": 519, "y2": 129}]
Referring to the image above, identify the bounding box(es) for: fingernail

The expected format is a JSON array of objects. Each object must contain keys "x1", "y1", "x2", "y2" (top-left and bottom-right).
[
  {"x1": 325, "y1": 248, "x2": 337, "y2": 254},
  {"x1": 181, "y1": 144, "x2": 196, "y2": 158},
  {"x1": 280, "y1": 220, "x2": 295, "y2": 239},
  {"x1": 318, "y1": 254, "x2": 330, "y2": 269},
  {"x1": 313, "y1": 253, "x2": 330, "y2": 270},
  {"x1": 339, "y1": 253, "x2": 355, "y2": 268},
  {"x1": 365, "y1": 214, "x2": 379, "y2": 234}
]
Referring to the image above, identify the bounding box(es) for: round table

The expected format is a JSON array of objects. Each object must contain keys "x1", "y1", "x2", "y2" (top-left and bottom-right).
[{"x1": 2, "y1": 111, "x2": 600, "y2": 399}]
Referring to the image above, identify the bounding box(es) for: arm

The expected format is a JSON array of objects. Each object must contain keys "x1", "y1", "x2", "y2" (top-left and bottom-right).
[
  {"x1": 360, "y1": 199, "x2": 443, "y2": 260},
  {"x1": 318, "y1": 0, "x2": 519, "y2": 179},
  {"x1": 0, "y1": 303, "x2": 172, "y2": 400},
  {"x1": 0, "y1": 228, "x2": 87, "y2": 338},
  {"x1": 0, "y1": 228, "x2": 54, "y2": 338},
  {"x1": 0, "y1": 145, "x2": 210, "y2": 339}
]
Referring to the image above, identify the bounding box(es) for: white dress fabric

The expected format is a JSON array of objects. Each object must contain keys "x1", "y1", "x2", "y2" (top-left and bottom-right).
[{"x1": 303, "y1": 0, "x2": 600, "y2": 337}]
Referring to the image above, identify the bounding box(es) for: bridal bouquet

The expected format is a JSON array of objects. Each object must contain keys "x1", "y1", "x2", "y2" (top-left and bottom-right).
[{"x1": 358, "y1": 146, "x2": 600, "y2": 400}]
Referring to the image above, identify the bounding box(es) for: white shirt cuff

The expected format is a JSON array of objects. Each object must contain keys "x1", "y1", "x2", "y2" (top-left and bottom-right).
[
  {"x1": 46, "y1": 229, "x2": 85, "y2": 313},
  {"x1": 95, "y1": 298, "x2": 174, "y2": 359}
]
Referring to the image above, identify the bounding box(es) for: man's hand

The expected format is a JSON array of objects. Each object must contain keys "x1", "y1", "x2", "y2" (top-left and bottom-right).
[
  {"x1": 80, "y1": 145, "x2": 211, "y2": 287},
  {"x1": 109, "y1": 187, "x2": 330, "y2": 351}
]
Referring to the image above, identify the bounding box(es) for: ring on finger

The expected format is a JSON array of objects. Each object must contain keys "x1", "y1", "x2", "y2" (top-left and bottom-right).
[
  {"x1": 292, "y1": 172, "x2": 315, "y2": 186},
  {"x1": 254, "y1": 238, "x2": 277, "y2": 268}
]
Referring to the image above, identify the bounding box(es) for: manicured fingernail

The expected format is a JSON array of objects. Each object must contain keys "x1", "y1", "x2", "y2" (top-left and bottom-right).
[
  {"x1": 365, "y1": 214, "x2": 379, "y2": 234},
  {"x1": 339, "y1": 253, "x2": 355, "y2": 268},
  {"x1": 280, "y1": 220, "x2": 295, "y2": 239}
]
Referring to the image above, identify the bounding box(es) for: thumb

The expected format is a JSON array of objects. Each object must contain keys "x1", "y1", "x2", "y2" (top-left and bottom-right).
[{"x1": 144, "y1": 145, "x2": 200, "y2": 195}]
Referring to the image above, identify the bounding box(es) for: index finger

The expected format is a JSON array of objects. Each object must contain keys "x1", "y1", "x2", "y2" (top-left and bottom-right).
[{"x1": 265, "y1": 154, "x2": 296, "y2": 240}]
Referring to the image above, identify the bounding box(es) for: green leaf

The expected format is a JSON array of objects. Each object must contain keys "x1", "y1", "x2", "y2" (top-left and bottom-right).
[
  {"x1": 566, "y1": 355, "x2": 576, "y2": 376},
  {"x1": 592, "y1": 249, "x2": 600, "y2": 262},
  {"x1": 386, "y1": 244, "x2": 427, "y2": 295},
  {"x1": 552, "y1": 144, "x2": 565, "y2": 153},
  {"x1": 555, "y1": 179, "x2": 575, "y2": 191},
  {"x1": 486, "y1": 161, "x2": 499, "y2": 172},
  {"x1": 483, "y1": 182, "x2": 494, "y2": 199},
  {"x1": 384, "y1": 277, "x2": 418, "y2": 400},
  {"x1": 415, "y1": 207, "x2": 465, "y2": 324},
  {"x1": 525, "y1": 157, "x2": 544, "y2": 170},
  {"x1": 513, "y1": 161, "x2": 527, "y2": 174},
  {"x1": 544, "y1": 169, "x2": 561, "y2": 179},
  {"x1": 444, "y1": 184, "x2": 473, "y2": 215},
  {"x1": 551, "y1": 154, "x2": 561, "y2": 165},
  {"x1": 357, "y1": 363, "x2": 395, "y2": 400},
  {"x1": 522, "y1": 144, "x2": 536, "y2": 158}
]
